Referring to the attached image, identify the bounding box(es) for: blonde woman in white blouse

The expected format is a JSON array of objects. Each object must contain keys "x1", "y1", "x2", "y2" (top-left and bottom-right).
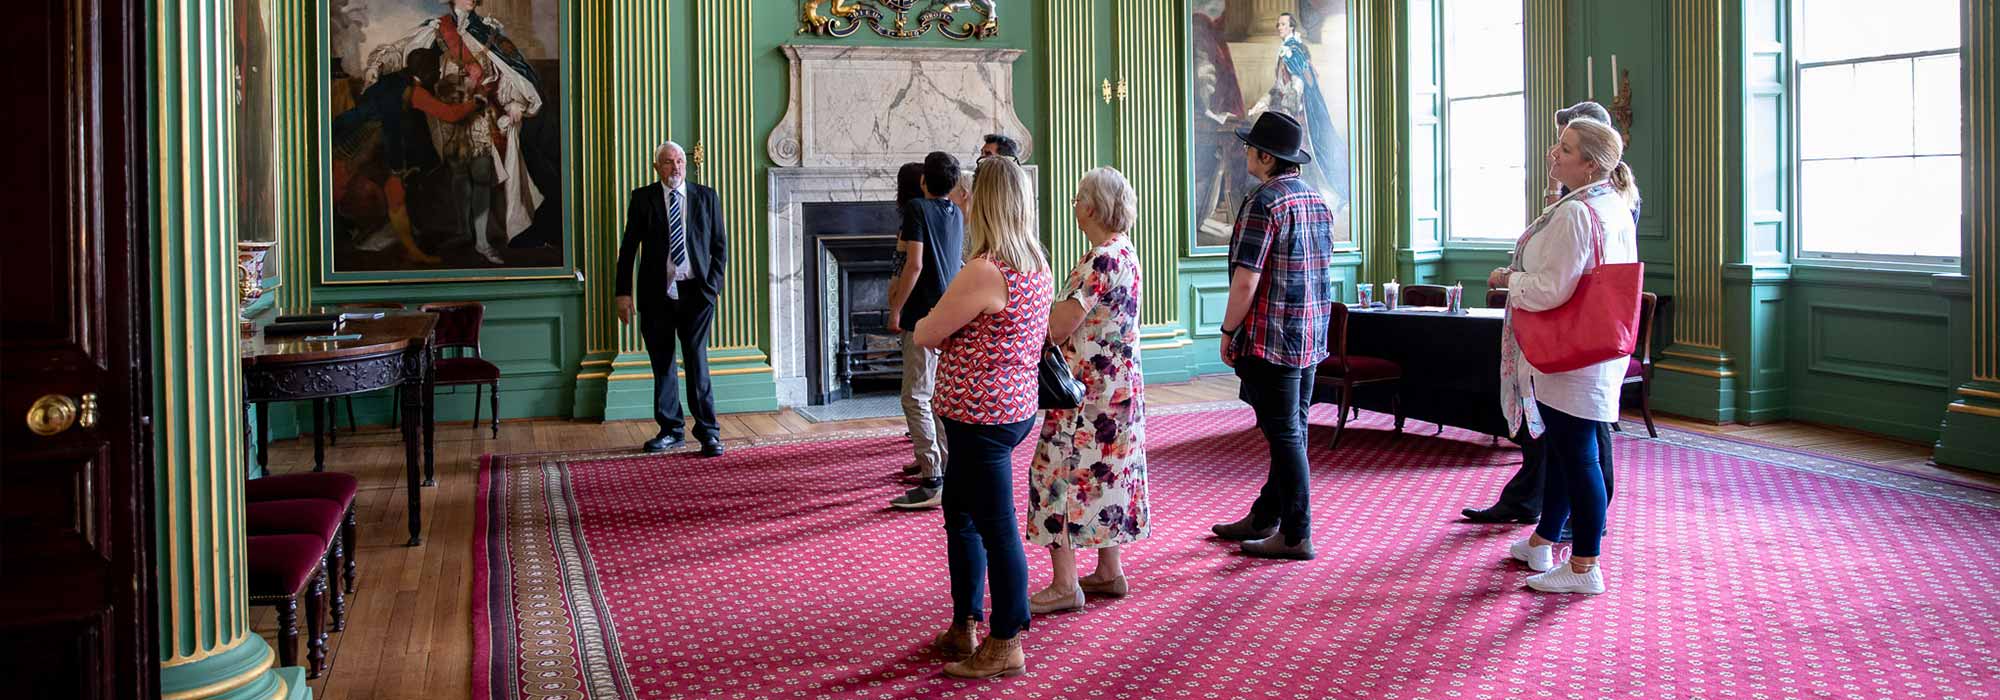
[{"x1": 1486, "y1": 117, "x2": 1640, "y2": 595}]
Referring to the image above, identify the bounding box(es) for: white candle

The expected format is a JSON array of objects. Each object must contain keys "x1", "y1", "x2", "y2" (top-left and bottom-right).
[
  {"x1": 1611, "y1": 54, "x2": 1618, "y2": 98},
  {"x1": 1587, "y1": 56, "x2": 1595, "y2": 99}
]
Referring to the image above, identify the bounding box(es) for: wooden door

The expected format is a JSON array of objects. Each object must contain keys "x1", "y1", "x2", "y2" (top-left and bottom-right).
[{"x1": 0, "y1": 1, "x2": 154, "y2": 698}]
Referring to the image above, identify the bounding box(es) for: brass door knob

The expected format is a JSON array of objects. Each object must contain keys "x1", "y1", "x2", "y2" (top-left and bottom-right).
[{"x1": 27, "y1": 394, "x2": 79, "y2": 436}]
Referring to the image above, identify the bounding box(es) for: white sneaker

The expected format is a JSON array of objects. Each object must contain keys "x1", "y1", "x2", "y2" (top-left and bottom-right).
[
  {"x1": 1525, "y1": 561, "x2": 1606, "y2": 594},
  {"x1": 1509, "y1": 537, "x2": 1555, "y2": 572}
]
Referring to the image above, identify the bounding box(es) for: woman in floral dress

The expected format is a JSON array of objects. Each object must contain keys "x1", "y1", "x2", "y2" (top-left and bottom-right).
[{"x1": 1027, "y1": 167, "x2": 1150, "y2": 614}]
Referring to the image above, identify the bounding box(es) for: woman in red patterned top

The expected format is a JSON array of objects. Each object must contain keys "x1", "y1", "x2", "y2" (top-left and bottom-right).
[{"x1": 914, "y1": 155, "x2": 1053, "y2": 679}]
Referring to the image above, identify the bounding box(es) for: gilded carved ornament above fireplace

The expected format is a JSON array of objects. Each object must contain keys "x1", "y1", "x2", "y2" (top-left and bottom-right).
[{"x1": 799, "y1": 0, "x2": 1000, "y2": 41}]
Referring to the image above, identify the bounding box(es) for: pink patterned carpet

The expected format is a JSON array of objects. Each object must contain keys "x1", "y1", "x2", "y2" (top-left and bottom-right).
[{"x1": 475, "y1": 405, "x2": 2000, "y2": 699}]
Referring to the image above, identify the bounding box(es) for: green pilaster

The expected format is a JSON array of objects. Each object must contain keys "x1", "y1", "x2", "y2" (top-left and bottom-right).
[
  {"x1": 151, "y1": 0, "x2": 304, "y2": 697},
  {"x1": 1652, "y1": 0, "x2": 1739, "y2": 422},
  {"x1": 1044, "y1": 0, "x2": 1103, "y2": 271},
  {"x1": 1360, "y1": 0, "x2": 1401, "y2": 286},
  {"x1": 693, "y1": 0, "x2": 778, "y2": 405},
  {"x1": 1936, "y1": 0, "x2": 2000, "y2": 471},
  {"x1": 576, "y1": 0, "x2": 687, "y2": 421},
  {"x1": 1118, "y1": 2, "x2": 1192, "y2": 380}
]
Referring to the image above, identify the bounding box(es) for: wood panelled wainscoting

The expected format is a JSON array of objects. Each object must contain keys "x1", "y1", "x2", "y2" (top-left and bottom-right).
[{"x1": 242, "y1": 376, "x2": 1987, "y2": 700}]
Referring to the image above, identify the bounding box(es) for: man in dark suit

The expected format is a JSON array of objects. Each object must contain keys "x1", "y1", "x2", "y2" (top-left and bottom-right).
[{"x1": 615, "y1": 141, "x2": 728, "y2": 457}]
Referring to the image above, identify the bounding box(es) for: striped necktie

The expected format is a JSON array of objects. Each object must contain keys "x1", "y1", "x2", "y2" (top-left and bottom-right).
[{"x1": 667, "y1": 189, "x2": 689, "y2": 271}]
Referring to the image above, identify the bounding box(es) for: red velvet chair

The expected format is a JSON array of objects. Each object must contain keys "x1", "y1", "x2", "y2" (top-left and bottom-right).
[
  {"x1": 1314, "y1": 303, "x2": 1405, "y2": 450},
  {"x1": 420, "y1": 301, "x2": 501, "y2": 438},
  {"x1": 1401, "y1": 284, "x2": 1449, "y2": 308},
  {"x1": 1616, "y1": 292, "x2": 1660, "y2": 438},
  {"x1": 248, "y1": 534, "x2": 329, "y2": 678},
  {"x1": 248, "y1": 499, "x2": 349, "y2": 633},
  {"x1": 247, "y1": 472, "x2": 358, "y2": 597}
]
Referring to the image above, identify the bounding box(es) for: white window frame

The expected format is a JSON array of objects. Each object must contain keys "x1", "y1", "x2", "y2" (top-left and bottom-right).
[
  {"x1": 1789, "y1": 3, "x2": 1961, "y2": 268},
  {"x1": 1438, "y1": 0, "x2": 1526, "y2": 245}
]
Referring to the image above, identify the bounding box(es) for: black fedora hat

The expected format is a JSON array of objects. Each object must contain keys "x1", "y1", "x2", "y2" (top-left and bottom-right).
[{"x1": 1235, "y1": 111, "x2": 1313, "y2": 165}]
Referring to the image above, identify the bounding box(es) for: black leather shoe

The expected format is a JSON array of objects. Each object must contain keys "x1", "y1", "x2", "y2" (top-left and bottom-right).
[
  {"x1": 643, "y1": 434, "x2": 684, "y2": 453},
  {"x1": 1241, "y1": 534, "x2": 1315, "y2": 560},
  {"x1": 1461, "y1": 505, "x2": 1538, "y2": 524},
  {"x1": 699, "y1": 440, "x2": 725, "y2": 458},
  {"x1": 1211, "y1": 515, "x2": 1279, "y2": 542}
]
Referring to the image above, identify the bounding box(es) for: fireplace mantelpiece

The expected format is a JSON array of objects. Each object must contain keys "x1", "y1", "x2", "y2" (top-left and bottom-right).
[
  {"x1": 765, "y1": 45, "x2": 1037, "y2": 406},
  {"x1": 766, "y1": 45, "x2": 1034, "y2": 167}
]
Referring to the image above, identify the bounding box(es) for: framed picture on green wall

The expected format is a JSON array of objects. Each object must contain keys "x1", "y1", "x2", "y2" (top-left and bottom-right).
[
  {"x1": 1187, "y1": 0, "x2": 1354, "y2": 255},
  {"x1": 321, "y1": 0, "x2": 572, "y2": 283}
]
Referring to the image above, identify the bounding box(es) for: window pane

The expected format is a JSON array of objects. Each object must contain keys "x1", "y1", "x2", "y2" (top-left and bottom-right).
[
  {"x1": 1443, "y1": 0, "x2": 1522, "y2": 97},
  {"x1": 1798, "y1": 0, "x2": 1957, "y2": 63},
  {"x1": 1913, "y1": 54, "x2": 1961, "y2": 155},
  {"x1": 1800, "y1": 59, "x2": 1916, "y2": 159},
  {"x1": 1447, "y1": 94, "x2": 1525, "y2": 240},
  {"x1": 1801, "y1": 156, "x2": 1959, "y2": 258},
  {"x1": 1797, "y1": 64, "x2": 1853, "y2": 160}
]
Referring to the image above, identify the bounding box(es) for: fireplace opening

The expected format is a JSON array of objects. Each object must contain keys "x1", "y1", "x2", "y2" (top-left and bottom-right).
[{"x1": 803, "y1": 201, "x2": 904, "y2": 405}]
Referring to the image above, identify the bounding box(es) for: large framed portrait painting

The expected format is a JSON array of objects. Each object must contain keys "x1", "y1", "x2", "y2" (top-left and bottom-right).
[
  {"x1": 324, "y1": 0, "x2": 567, "y2": 281},
  {"x1": 1189, "y1": 0, "x2": 1352, "y2": 251}
]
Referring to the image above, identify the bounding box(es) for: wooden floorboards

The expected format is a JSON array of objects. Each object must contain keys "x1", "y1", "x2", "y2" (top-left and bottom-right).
[{"x1": 244, "y1": 375, "x2": 1992, "y2": 699}]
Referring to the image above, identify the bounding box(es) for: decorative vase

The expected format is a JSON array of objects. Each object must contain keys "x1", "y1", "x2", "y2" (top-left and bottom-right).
[{"x1": 236, "y1": 240, "x2": 278, "y2": 334}]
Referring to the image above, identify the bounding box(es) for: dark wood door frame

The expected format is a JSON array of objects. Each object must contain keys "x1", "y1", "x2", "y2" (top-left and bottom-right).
[{"x1": 0, "y1": 0, "x2": 154, "y2": 698}]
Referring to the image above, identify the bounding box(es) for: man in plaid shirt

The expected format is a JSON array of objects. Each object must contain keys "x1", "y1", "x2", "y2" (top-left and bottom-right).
[{"x1": 1209, "y1": 111, "x2": 1335, "y2": 561}]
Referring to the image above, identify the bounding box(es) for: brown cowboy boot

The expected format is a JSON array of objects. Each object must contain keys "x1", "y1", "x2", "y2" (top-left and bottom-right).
[
  {"x1": 932, "y1": 620, "x2": 977, "y2": 660},
  {"x1": 942, "y1": 634, "x2": 1026, "y2": 679}
]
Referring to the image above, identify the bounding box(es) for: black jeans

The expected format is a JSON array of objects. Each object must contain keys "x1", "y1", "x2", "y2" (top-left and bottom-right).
[
  {"x1": 639, "y1": 286, "x2": 720, "y2": 443},
  {"x1": 1494, "y1": 423, "x2": 1615, "y2": 513},
  {"x1": 941, "y1": 416, "x2": 1036, "y2": 639},
  {"x1": 1235, "y1": 357, "x2": 1316, "y2": 543}
]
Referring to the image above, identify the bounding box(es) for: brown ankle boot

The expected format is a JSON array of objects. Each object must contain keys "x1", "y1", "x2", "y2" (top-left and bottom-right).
[
  {"x1": 943, "y1": 634, "x2": 1026, "y2": 678},
  {"x1": 932, "y1": 620, "x2": 977, "y2": 659}
]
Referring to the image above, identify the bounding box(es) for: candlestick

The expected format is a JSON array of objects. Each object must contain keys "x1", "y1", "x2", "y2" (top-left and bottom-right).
[
  {"x1": 1587, "y1": 56, "x2": 1595, "y2": 99},
  {"x1": 1611, "y1": 54, "x2": 1618, "y2": 98}
]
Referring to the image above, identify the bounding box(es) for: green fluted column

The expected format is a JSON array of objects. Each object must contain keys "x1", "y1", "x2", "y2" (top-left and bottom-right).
[
  {"x1": 1358, "y1": 0, "x2": 1398, "y2": 288},
  {"x1": 1936, "y1": 0, "x2": 2000, "y2": 471},
  {"x1": 1114, "y1": 0, "x2": 1191, "y2": 381},
  {"x1": 1650, "y1": 0, "x2": 1739, "y2": 422},
  {"x1": 572, "y1": 0, "x2": 674, "y2": 420},
  {"x1": 152, "y1": 0, "x2": 306, "y2": 698},
  {"x1": 692, "y1": 0, "x2": 778, "y2": 413}
]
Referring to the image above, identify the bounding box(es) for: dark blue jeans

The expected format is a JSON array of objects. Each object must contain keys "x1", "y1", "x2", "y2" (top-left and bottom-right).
[
  {"x1": 941, "y1": 416, "x2": 1036, "y2": 639},
  {"x1": 1236, "y1": 357, "x2": 1316, "y2": 543},
  {"x1": 1531, "y1": 403, "x2": 1610, "y2": 558}
]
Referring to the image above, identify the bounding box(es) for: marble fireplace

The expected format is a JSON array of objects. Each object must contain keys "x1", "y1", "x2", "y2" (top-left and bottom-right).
[{"x1": 765, "y1": 45, "x2": 1036, "y2": 406}]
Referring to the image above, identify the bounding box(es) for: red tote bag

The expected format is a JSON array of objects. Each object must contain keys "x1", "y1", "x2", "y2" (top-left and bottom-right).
[{"x1": 1511, "y1": 205, "x2": 1645, "y2": 374}]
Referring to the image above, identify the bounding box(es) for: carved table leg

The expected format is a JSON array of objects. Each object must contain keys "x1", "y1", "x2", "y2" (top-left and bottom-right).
[
  {"x1": 256, "y1": 402, "x2": 270, "y2": 476},
  {"x1": 400, "y1": 383, "x2": 424, "y2": 546},
  {"x1": 423, "y1": 355, "x2": 437, "y2": 486},
  {"x1": 312, "y1": 398, "x2": 327, "y2": 472}
]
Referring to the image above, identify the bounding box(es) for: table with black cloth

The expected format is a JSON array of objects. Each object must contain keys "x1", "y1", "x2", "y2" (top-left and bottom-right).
[{"x1": 1311, "y1": 306, "x2": 1511, "y2": 440}]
